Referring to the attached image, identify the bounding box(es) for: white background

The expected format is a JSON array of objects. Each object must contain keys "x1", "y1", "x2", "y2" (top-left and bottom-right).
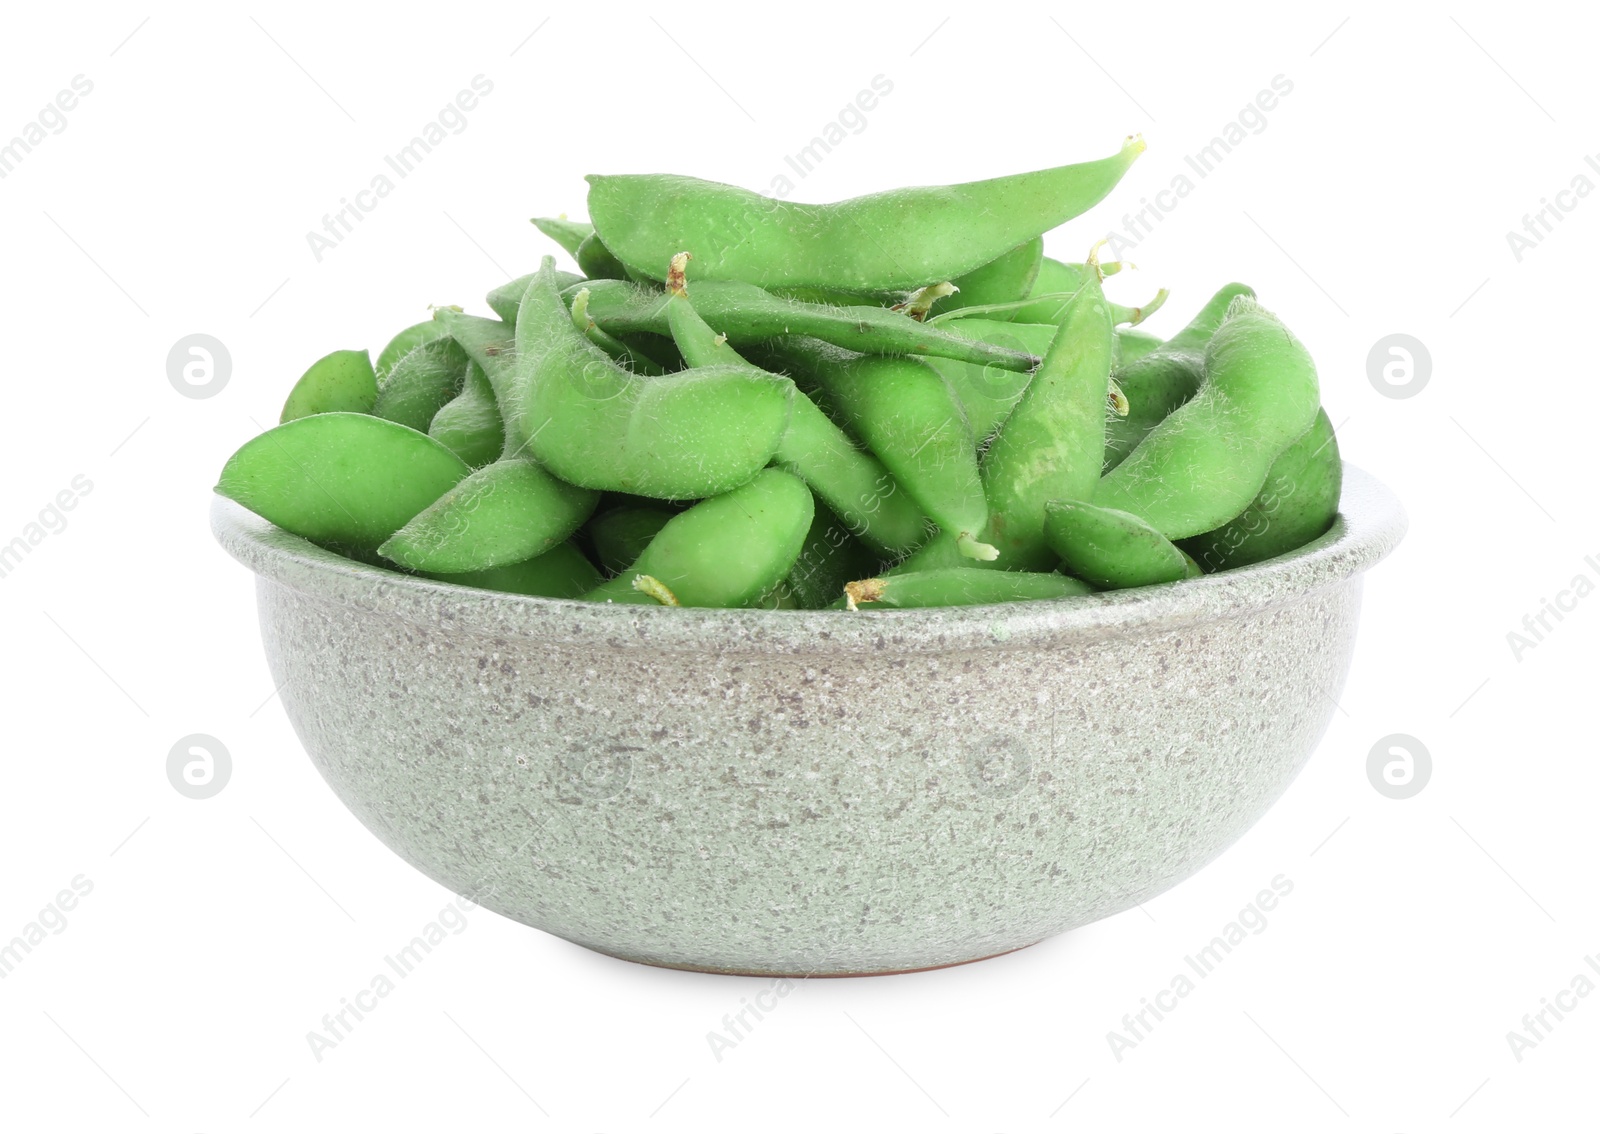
[{"x1": 1, "y1": 3, "x2": 1595, "y2": 1131}]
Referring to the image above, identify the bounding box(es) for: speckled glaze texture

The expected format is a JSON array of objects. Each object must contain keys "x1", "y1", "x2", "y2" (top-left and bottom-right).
[{"x1": 213, "y1": 466, "x2": 1405, "y2": 976}]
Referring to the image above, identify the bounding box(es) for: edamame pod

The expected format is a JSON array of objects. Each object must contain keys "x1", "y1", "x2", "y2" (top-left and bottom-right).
[
  {"x1": 840, "y1": 567, "x2": 1091, "y2": 610},
  {"x1": 1044, "y1": 500, "x2": 1192, "y2": 590},
  {"x1": 576, "y1": 231, "x2": 628, "y2": 280},
  {"x1": 570, "y1": 288, "x2": 667, "y2": 374},
  {"x1": 434, "y1": 310, "x2": 528, "y2": 458},
  {"x1": 375, "y1": 316, "x2": 454, "y2": 383},
  {"x1": 552, "y1": 278, "x2": 1040, "y2": 371},
  {"x1": 981, "y1": 271, "x2": 1116, "y2": 569},
  {"x1": 1105, "y1": 283, "x2": 1254, "y2": 471},
  {"x1": 428, "y1": 360, "x2": 503, "y2": 468},
  {"x1": 515, "y1": 258, "x2": 795, "y2": 500},
  {"x1": 760, "y1": 338, "x2": 996, "y2": 561},
  {"x1": 583, "y1": 469, "x2": 814, "y2": 607},
  {"x1": 378, "y1": 457, "x2": 599, "y2": 573},
  {"x1": 531, "y1": 216, "x2": 594, "y2": 260},
  {"x1": 927, "y1": 237, "x2": 1044, "y2": 318},
  {"x1": 1115, "y1": 328, "x2": 1163, "y2": 367},
  {"x1": 372, "y1": 337, "x2": 468, "y2": 432},
  {"x1": 1180, "y1": 408, "x2": 1341, "y2": 572},
  {"x1": 1095, "y1": 296, "x2": 1321, "y2": 539},
  {"x1": 924, "y1": 319, "x2": 1056, "y2": 444},
  {"x1": 215, "y1": 413, "x2": 468, "y2": 549},
  {"x1": 774, "y1": 503, "x2": 881, "y2": 610},
  {"x1": 586, "y1": 505, "x2": 675, "y2": 577},
  {"x1": 280, "y1": 348, "x2": 377, "y2": 422},
  {"x1": 487, "y1": 270, "x2": 584, "y2": 324},
  {"x1": 662, "y1": 256, "x2": 927, "y2": 557},
  {"x1": 424, "y1": 541, "x2": 601, "y2": 598},
  {"x1": 586, "y1": 136, "x2": 1145, "y2": 291}
]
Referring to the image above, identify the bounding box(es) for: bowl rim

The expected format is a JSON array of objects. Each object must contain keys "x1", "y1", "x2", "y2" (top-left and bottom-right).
[{"x1": 211, "y1": 462, "x2": 1406, "y2": 656}]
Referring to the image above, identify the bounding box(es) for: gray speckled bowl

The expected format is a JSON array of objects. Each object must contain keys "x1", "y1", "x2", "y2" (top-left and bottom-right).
[{"x1": 212, "y1": 465, "x2": 1404, "y2": 976}]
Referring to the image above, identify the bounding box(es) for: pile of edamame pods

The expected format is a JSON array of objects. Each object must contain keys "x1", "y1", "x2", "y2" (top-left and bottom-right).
[{"x1": 216, "y1": 135, "x2": 1342, "y2": 610}]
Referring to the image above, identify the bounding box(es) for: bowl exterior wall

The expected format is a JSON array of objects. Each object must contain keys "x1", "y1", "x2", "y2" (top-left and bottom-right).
[{"x1": 258, "y1": 573, "x2": 1361, "y2": 975}]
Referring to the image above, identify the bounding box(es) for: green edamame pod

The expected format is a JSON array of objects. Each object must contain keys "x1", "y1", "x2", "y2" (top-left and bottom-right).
[
  {"x1": 571, "y1": 288, "x2": 667, "y2": 375},
  {"x1": 372, "y1": 337, "x2": 468, "y2": 432},
  {"x1": 1114, "y1": 328, "x2": 1163, "y2": 367},
  {"x1": 774, "y1": 503, "x2": 881, "y2": 610},
  {"x1": 1179, "y1": 408, "x2": 1342, "y2": 572},
  {"x1": 1105, "y1": 283, "x2": 1254, "y2": 472},
  {"x1": 981, "y1": 271, "x2": 1116, "y2": 569},
  {"x1": 1043, "y1": 500, "x2": 1192, "y2": 590},
  {"x1": 586, "y1": 505, "x2": 675, "y2": 577},
  {"x1": 556, "y1": 278, "x2": 1039, "y2": 372},
  {"x1": 280, "y1": 348, "x2": 377, "y2": 422},
  {"x1": 660, "y1": 258, "x2": 928, "y2": 557},
  {"x1": 215, "y1": 413, "x2": 468, "y2": 550},
  {"x1": 586, "y1": 135, "x2": 1145, "y2": 291},
  {"x1": 375, "y1": 316, "x2": 454, "y2": 383},
  {"x1": 424, "y1": 541, "x2": 601, "y2": 598},
  {"x1": 428, "y1": 361, "x2": 503, "y2": 468},
  {"x1": 924, "y1": 319, "x2": 1056, "y2": 445},
  {"x1": 928, "y1": 237, "x2": 1044, "y2": 318},
  {"x1": 531, "y1": 216, "x2": 594, "y2": 261},
  {"x1": 515, "y1": 258, "x2": 794, "y2": 500},
  {"x1": 576, "y1": 231, "x2": 628, "y2": 280},
  {"x1": 487, "y1": 270, "x2": 584, "y2": 325},
  {"x1": 760, "y1": 337, "x2": 996, "y2": 561},
  {"x1": 583, "y1": 469, "x2": 814, "y2": 607},
  {"x1": 378, "y1": 457, "x2": 599, "y2": 573},
  {"x1": 1096, "y1": 296, "x2": 1321, "y2": 539},
  {"x1": 839, "y1": 567, "x2": 1091, "y2": 610},
  {"x1": 434, "y1": 310, "x2": 529, "y2": 459}
]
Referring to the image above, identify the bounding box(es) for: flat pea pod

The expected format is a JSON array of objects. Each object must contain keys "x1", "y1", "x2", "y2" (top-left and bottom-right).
[
  {"x1": 372, "y1": 337, "x2": 468, "y2": 432},
  {"x1": 514, "y1": 257, "x2": 794, "y2": 500},
  {"x1": 1095, "y1": 295, "x2": 1321, "y2": 539},
  {"x1": 375, "y1": 316, "x2": 454, "y2": 383},
  {"x1": 424, "y1": 541, "x2": 601, "y2": 598},
  {"x1": 427, "y1": 360, "x2": 503, "y2": 468},
  {"x1": 556, "y1": 278, "x2": 1039, "y2": 372},
  {"x1": 487, "y1": 270, "x2": 584, "y2": 325},
  {"x1": 378, "y1": 457, "x2": 598, "y2": 573},
  {"x1": 981, "y1": 272, "x2": 1116, "y2": 569},
  {"x1": 585, "y1": 135, "x2": 1145, "y2": 291},
  {"x1": 586, "y1": 504, "x2": 675, "y2": 577},
  {"x1": 772, "y1": 503, "x2": 881, "y2": 610},
  {"x1": 215, "y1": 412, "x2": 468, "y2": 550},
  {"x1": 583, "y1": 469, "x2": 814, "y2": 607},
  {"x1": 1105, "y1": 283, "x2": 1254, "y2": 472},
  {"x1": 928, "y1": 237, "x2": 1044, "y2": 318},
  {"x1": 661, "y1": 258, "x2": 927, "y2": 557},
  {"x1": 531, "y1": 216, "x2": 594, "y2": 260},
  {"x1": 576, "y1": 231, "x2": 628, "y2": 280},
  {"x1": 1043, "y1": 500, "x2": 1195, "y2": 590},
  {"x1": 1180, "y1": 408, "x2": 1342, "y2": 572},
  {"x1": 839, "y1": 567, "x2": 1091, "y2": 610},
  {"x1": 759, "y1": 337, "x2": 995, "y2": 561},
  {"x1": 280, "y1": 348, "x2": 376, "y2": 422}
]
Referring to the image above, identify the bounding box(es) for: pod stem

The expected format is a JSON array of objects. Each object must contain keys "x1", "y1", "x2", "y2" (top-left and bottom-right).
[
  {"x1": 631, "y1": 574, "x2": 679, "y2": 606},
  {"x1": 893, "y1": 281, "x2": 958, "y2": 322},
  {"x1": 956, "y1": 532, "x2": 1000, "y2": 561},
  {"x1": 666, "y1": 251, "x2": 691, "y2": 297},
  {"x1": 843, "y1": 578, "x2": 886, "y2": 611},
  {"x1": 1107, "y1": 378, "x2": 1130, "y2": 417}
]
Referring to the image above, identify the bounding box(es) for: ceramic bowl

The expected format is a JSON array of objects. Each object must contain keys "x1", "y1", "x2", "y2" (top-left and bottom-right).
[{"x1": 212, "y1": 465, "x2": 1405, "y2": 976}]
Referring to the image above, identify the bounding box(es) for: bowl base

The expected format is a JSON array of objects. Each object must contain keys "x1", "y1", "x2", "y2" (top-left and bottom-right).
[{"x1": 577, "y1": 938, "x2": 1044, "y2": 978}]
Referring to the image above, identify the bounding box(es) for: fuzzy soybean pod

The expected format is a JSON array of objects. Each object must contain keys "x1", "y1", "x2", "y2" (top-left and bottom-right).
[
  {"x1": 927, "y1": 237, "x2": 1045, "y2": 318},
  {"x1": 280, "y1": 348, "x2": 377, "y2": 422},
  {"x1": 215, "y1": 413, "x2": 468, "y2": 550},
  {"x1": 760, "y1": 337, "x2": 996, "y2": 561},
  {"x1": 576, "y1": 231, "x2": 629, "y2": 280},
  {"x1": 375, "y1": 316, "x2": 455, "y2": 383},
  {"x1": 924, "y1": 319, "x2": 1056, "y2": 445},
  {"x1": 1115, "y1": 328, "x2": 1163, "y2": 367},
  {"x1": 1096, "y1": 296, "x2": 1322, "y2": 539},
  {"x1": 1180, "y1": 408, "x2": 1342, "y2": 572},
  {"x1": 840, "y1": 568, "x2": 1091, "y2": 610},
  {"x1": 378, "y1": 457, "x2": 598, "y2": 573},
  {"x1": 486, "y1": 270, "x2": 585, "y2": 325},
  {"x1": 774, "y1": 503, "x2": 881, "y2": 610},
  {"x1": 586, "y1": 135, "x2": 1145, "y2": 291},
  {"x1": 1104, "y1": 283, "x2": 1254, "y2": 472},
  {"x1": 514, "y1": 257, "x2": 794, "y2": 500},
  {"x1": 583, "y1": 469, "x2": 814, "y2": 608},
  {"x1": 981, "y1": 272, "x2": 1117, "y2": 570},
  {"x1": 661, "y1": 257, "x2": 927, "y2": 557},
  {"x1": 424, "y1": 542, "x2": 602, "y2": 598},
  {"x1": 373, "y1": 337, "x2": 469, "y2": 432},
  {"x1": 585, "y1": 504, "x2": 675, "y2": 576},
  {"x1": 427, "y1": 361, "x2": 503, "y2": 468},
  {"x1": 531, "y1": 216, "x2": 594, "y2": 260},
  {"x1": 1044, "y1": 500, "x2": 1196, "y2": 590},
  {"x1": 435, "y1": 309, "x2": 529, "y2": 459},
  {"x1": 567, "y1": 278, "x2": 1039, "y2": 372}
]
